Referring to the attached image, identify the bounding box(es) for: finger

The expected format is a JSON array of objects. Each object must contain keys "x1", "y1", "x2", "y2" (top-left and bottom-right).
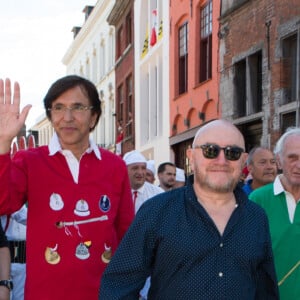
[
  {"x1": 13, "y1": 81, "x2": 21, "y2": 108},
  {"x1": 19, "y1": 104, "x2": 32, "y2": 124},
  {"x1": 4, "y1": 78, "x2": 12, "y2": 105}
]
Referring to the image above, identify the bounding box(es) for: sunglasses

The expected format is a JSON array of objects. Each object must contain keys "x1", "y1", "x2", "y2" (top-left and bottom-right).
[{"x1": 194, "y1": 144, "x2": 245, "y2": 161}]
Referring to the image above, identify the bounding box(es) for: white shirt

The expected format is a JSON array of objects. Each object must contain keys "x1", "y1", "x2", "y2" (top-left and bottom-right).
[
  {"x1": 1, "y1": 204, "x2": 27, "y2": 241},
  {"x1": 48, "y1": 132, "x2": 101, "y2": 183},
  {"x1": 132, "y1": 181, "x2": 164, "y2": 213},
  {"x1": 273, "y1": 174, "x2": 299, "y2": 223}
]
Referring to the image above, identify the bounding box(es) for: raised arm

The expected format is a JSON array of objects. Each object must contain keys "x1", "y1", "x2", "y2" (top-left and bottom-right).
[{"x1": 0, "y1": 79, "x2": 31, "y2": 154}]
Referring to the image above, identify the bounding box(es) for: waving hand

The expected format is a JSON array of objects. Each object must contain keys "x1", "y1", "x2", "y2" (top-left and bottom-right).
[{"x1": 0, "y1": 78, "x2": 32, "y2": 154}]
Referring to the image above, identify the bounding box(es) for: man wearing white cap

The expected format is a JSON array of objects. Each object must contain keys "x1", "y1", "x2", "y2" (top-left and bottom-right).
[
  {"x1": 123, "y1": 150, "x2": 163, "y2": 214},
  {"x1": 123, "y1": 150, "x2": 163, "y2": 300},
  {"x1": 145, "y1": 160, "x2": 156, "y2": 184}
]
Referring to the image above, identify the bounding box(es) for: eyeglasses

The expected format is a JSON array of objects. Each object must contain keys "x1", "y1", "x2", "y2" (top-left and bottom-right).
[
  {"x1": 47, "y1": 104, "x2": 93, "y2": 116},
  {"x1": 194, "y1": 144, "x2": 245, "y2": 161}
]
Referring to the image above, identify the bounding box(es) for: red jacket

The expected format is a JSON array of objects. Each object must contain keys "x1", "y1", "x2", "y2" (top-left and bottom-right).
[{"x1": 0, "y1": 146, "x2": 134, "y2": 300}]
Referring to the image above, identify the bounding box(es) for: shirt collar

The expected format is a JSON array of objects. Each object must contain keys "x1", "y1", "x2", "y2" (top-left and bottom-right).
[
  {"x1": 48, "y1": 132, "x2": 101, "y2": 160},
  {"x1": 273, "y1": 174, "x2": 285, "y2": 195},
  {"x1": 132, "y1": 183, "x2": 146, "y2": 194}
]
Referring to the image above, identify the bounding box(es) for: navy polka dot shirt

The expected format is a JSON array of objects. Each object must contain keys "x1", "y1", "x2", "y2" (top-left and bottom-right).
[{"x1": 100, "y1": 176, "x2": 279, "y2": 300}]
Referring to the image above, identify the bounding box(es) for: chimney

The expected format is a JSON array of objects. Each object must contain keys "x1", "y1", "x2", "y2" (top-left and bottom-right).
[
  {"x1": 72, "y1": 26, "x2": 82, "y2": 39},
  {"x1": 83, "y1": 6, "x2": 94, "y2": 21}
]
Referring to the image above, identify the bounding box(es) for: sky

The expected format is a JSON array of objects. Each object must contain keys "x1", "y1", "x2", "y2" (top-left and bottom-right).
[{"x1": 0, "y1": 0, "x2": 95, "y2": 129}]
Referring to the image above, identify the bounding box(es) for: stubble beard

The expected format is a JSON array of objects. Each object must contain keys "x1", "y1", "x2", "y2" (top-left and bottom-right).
[{"x1": 194, "y1": 167, "x2": 238, "y2": 193}]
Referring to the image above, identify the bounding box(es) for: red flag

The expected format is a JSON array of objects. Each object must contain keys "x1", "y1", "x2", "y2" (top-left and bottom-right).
[{"x1": 150, "y1": 9, "x2": 157, "y2": 46}]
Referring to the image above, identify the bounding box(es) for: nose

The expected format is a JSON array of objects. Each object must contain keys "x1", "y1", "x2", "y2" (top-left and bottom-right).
[{"x1": 62, "y1": 108, "x2": 74, "y2": 120}]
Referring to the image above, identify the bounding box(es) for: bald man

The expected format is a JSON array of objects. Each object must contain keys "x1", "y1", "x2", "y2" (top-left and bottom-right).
[{"x1": 100, "y1": 119, "x2": 279, "y2": 300}]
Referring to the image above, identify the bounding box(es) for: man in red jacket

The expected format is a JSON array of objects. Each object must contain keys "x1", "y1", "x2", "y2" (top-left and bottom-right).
[{"x1": 0, "y1": 76, "x2": 134, "y2": 300}]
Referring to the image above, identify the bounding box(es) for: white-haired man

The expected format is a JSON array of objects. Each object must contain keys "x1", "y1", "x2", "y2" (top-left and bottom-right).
[{"x1": 250, "y1": 127, "x2": 300, "y2": 299}]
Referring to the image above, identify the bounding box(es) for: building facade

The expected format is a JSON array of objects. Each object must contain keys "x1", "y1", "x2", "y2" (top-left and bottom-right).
[
  {"x1": 219, "y1": 0, "x2": 300, "y2": 150},
  {"x1": 107, "y1": 0, "x2": 135, "y2": 155},
  {"x1": 30, "y1": 113, "x2": 54, "y2": 146},
  {"x1": 169, "y1": 0, "x2": 221, "y2": 173},
  {"x1": 63, "y1": 1, "x2": 117, "y2": 151},
  {"x1": 133, "y1": 0, "x2": 171, "y2": 165}
]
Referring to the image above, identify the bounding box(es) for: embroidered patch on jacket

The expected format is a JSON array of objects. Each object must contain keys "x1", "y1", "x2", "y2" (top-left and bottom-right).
[{"x1": 99, "y1": 195, "x2": 111, "y2": 212}]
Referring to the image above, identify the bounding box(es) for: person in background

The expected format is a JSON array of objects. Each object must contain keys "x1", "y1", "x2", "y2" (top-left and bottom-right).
[
  {"x1": 242, "y1": 146, "x2": 277, "y2": 196},
  {"x1": 250, "y1": 127, "x2": 300, "y2": 299},
  {"x1": 157, "y1": 162, "x2": 176, "y2": 191},
  {"x1": 123, "y1": 150, "x2": 163, "y2": 299},
  {"x1": 123, "y1": 151, "x2": 163, "y2": 216},
  {"x1": 174, "y1": 167, "x2": 186, "y2": 188},
  {"x1": 0, "y1": 222, "x2": 11, "y2": 300},
  {"x1": 145, "y1": 160, "x2": 156, "y2": 184},
  {"x1": 1, "y1": 205, "x2": 27, "y2": 300},
  {"x1": 99, "y1": 119, "x2": 278, "y2": 299},
  {"x1": 0, "y1": 76, "x2": 134, "y2": 300}
]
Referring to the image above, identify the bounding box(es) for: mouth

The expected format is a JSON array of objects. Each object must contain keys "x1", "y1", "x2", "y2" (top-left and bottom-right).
[
  {"x1": 209, "y1": 168, "x2": 230, "y2": 173},
  {"x1": 60, "y1": 127, "x2": 77, "y2": 132}
]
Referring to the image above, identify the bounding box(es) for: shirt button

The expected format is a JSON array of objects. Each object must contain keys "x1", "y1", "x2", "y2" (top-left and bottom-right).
[
  {"x1": 218, "y1": 272, "x2": 223, "y2": 277},
  {"x1": 220, "y1": 243, "x2": 223, "y2": 247}
]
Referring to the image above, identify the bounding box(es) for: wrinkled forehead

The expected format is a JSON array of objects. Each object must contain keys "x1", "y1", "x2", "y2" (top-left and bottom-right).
[
  {"x1": 253, "y1": 148, "x2": 274, "y2": 159},
  {"x1": 281, "y1": 134, "x2": 300, "y2": 155}
]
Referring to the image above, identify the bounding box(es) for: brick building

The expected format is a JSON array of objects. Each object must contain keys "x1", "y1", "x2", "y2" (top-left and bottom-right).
[
  {"x1": 107, "y1": 0, "x2": 135, "y2": 155},
  {"x1": 219, "y1": 0, "x2": 300, "y2": 151}
]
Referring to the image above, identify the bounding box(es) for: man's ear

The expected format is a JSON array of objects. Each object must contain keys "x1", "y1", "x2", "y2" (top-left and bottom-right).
[
  {"x1": 186, "y1": 148, "x2": 194, "y2": 172},
  {"x1": 275, "y1": 154, "x2": 282, "y2": 171}
]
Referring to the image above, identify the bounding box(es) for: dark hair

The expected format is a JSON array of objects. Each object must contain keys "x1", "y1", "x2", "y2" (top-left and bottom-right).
[
  {"x1": 43, "y1": 75, "x2": 102, "y2": 131},
  {"x1": 157, "y1": 162, "x2": 176, "y2": 174}
]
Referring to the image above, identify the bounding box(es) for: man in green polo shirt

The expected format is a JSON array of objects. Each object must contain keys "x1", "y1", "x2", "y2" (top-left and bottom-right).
[{"x1": 250, "y1": 127, "x2": 300, "y2": 299}]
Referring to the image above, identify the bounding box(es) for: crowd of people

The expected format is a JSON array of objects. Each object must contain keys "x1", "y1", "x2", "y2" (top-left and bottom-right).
[{"x1": 0, "y1": 75, "x2": 298, "y2": 300}]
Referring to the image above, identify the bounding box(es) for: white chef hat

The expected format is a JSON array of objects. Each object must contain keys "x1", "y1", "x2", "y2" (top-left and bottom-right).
[
  {"x1": 123, "y1": 150, "x2": 147, "y2": 165},
  {"x1": 146, "y1": 160, "x2": 156, "y2": 175},
  {"x1": 176, "y1": 168, "x2": 185, "y2": 182}
]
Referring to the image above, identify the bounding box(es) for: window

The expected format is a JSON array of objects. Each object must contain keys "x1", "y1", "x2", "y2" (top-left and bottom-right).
[
  {"x1": 117, "y1": 85, "x2": 124, "y2": 129},
  {"x1": 92, "y1": 50, "x2": 97, "y2": 82},
  {"x1": 126, "y1": 75, "x2": 133, "y2": 137},
  {"x1": 281, "y1": 112, "x2": 296, "y2": 132},
  {"x1": 233, "y1": 51, "x2": 262, "y2": 118},
  {"x1": 99, "y1": 41, "x2": 105, "y2": 78},
  {"x1": 85, "y1": 57, "x2": 90, "y2": 79},
  {"x1": 117, "y1": 26, "x2": 123, "y2": 58},
  {"x1": 108, "y1": 29, "x2": 115, "y2": 69},
  {"x1": 199, "y1": 0, "x2": 212, "y2": 83},
  {"x1": 126, "y1": 13, "x2": 132, "y2": 46},
  {"x1": 178, "y1": 22, "x2": 188, "y2": 95},
  {"x1": 281, "y1": 34, "x2": 298, "y2": 104}
]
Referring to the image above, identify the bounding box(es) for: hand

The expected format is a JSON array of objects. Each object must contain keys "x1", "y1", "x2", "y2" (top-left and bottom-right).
[{"x1": 0, "y1": 78, "x2": 32, "y2": 154}]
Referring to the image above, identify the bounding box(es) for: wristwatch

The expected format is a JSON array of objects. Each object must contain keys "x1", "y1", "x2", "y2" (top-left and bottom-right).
[{"x1": 0, "y1": 280, "x2": 13, "y2": 291}]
